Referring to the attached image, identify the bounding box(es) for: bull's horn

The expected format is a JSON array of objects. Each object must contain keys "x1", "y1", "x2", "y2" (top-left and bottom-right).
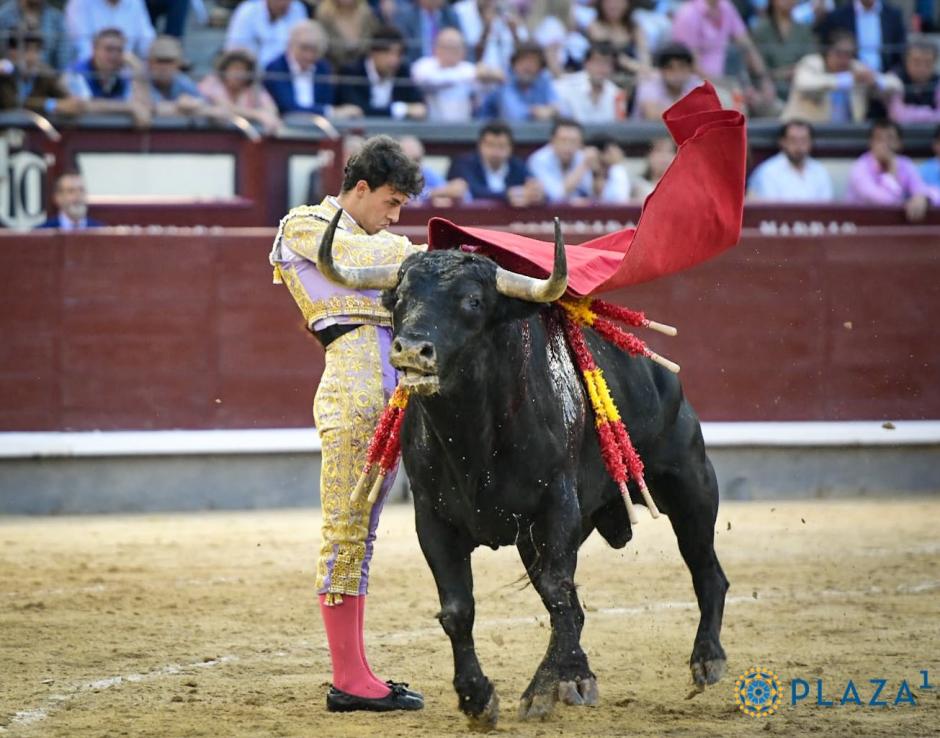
[
  {"x1": 495, "y1": 217, "x2": 568, "y2": 303},
  {"x1": 317, "y1": 208, "x2": 400, "y2": 289}
]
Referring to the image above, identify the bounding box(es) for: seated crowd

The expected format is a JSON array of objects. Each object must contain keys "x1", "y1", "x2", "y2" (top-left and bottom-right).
[
  {"x1": 0, "y1": 0, "x2": 937, "y2": 216},
  {"x1": 0, "y1": 0, "x2": 936, "y2": 126}
]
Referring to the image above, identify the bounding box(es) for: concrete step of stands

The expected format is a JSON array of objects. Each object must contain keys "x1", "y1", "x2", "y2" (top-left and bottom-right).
[{"x1": 179, "y1": 1, "x2": 228, "y2": 79}]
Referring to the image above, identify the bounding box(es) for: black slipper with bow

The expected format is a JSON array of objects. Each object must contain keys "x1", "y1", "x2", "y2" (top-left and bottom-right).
[{"x1": 326, "y1": 681, "x2": 424, "y2": 712}]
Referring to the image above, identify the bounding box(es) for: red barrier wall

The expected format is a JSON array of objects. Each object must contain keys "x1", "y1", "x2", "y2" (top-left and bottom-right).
[{"x1": 1, "y1": 227, "x2": 937, "y2": 430}]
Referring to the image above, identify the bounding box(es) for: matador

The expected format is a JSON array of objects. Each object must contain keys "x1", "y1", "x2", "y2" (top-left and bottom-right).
[{"x1": 270, "y1": 136, "x2": 425, "y2": 713}]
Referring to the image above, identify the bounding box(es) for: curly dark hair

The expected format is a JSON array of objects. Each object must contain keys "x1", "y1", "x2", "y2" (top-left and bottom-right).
[{"x1": 341, "y1": 135, "x2": 424, "y2": 197}]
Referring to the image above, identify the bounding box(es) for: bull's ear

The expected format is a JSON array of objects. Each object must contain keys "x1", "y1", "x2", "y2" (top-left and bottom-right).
[
  {"x1": 381, "y1": 288, "x2": 397, "y2": 311},
  {"x1": 492, "y1": 297, "x2": 544, "y2": 325}
]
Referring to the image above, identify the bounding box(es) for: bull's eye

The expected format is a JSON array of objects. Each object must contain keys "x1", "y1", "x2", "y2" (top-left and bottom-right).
[{"x1": 463, "y1": 295, "x2": 482, "y2": 312}]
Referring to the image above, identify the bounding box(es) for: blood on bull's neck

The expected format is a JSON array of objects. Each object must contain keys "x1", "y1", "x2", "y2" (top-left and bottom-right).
[{"x1": 404, "y1": 311, "x2": 549, "y2": 471}]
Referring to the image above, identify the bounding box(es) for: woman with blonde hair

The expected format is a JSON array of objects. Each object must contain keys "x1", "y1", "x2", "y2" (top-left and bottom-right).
[
  {"x1": 198, "y1": 48, "x2": 281, "y2": 135},
  {"x1": 316, "y1": 0, "x2": 379, "y2": 68}
]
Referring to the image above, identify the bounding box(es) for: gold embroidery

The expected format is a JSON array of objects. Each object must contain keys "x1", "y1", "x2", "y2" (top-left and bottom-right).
[
  {"x1": 271, "y1": 197, "x2": 426, "y2": 597},
  {"x1": 314, "y1": 325, "x2": 388, "y2": 596},
  {"x1": 280, "y1": 198, "x2": 426, "y2": 272},
  {"x1": 280, "y1": 266, "x2": 391, "y2": 329}
]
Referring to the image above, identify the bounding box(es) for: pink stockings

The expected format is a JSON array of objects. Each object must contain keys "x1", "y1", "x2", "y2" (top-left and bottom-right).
[{"x1": 318, "y1": 594, "x2": 390, "y2": 698}]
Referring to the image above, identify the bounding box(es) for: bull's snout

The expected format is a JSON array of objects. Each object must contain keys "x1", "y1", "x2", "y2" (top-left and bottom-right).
[
  {"x1": 390, "y1": 337, "x2": 437, "y2": 371},
  {"x1": 391, "y1": 336, "x2": 440, "y2": 394}
]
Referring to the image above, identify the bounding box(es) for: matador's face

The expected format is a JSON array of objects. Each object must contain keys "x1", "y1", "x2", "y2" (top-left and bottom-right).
[{"x1": 348, "y1": 182, "x2": 409, "y2": 235}]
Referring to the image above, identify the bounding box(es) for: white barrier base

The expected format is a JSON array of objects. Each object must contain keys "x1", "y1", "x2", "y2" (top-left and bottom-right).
[{"x1": 1, "y1": 421, "x2": 938, "y2": 459}]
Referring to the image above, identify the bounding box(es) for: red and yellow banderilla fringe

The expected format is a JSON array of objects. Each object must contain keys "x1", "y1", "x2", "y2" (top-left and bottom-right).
[
  {"x1": 350, "y1": 384, "x2": 410, "y2": 504},
  {"x1": 560, "y1": 299, "x2": 668, "y2": 524},
  {"x1": 352, "y1": 298, "x2": 671, "y2": 525},
  {"x1": 559, "y1": 297, "x2": 680, "y2": 374}
]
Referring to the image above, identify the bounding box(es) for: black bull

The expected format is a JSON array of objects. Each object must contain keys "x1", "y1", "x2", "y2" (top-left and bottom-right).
[{"x1": 319, "y1": 214, "x2": 729, "y2": 726}]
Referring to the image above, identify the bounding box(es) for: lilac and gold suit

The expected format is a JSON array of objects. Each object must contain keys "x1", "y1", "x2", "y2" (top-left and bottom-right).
[{"x1": 270, "y1": 197, "x2": 425, "y2": 603}]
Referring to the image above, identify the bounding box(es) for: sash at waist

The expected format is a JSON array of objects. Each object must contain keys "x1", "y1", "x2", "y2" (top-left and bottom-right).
[{"x1": 279, "y1": 264, "x2": 391, "y2": 329}]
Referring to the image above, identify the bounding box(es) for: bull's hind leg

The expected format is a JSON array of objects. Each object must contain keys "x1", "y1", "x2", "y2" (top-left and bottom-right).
[
  {"x1": 651, "y1": 453, "x2": 729, "y2": 687},
  {"x1": 414, "y1": 504, "x2": 499, "y2": 728},
  {"x1": 516, "y1": 486, "x2": 598, "y2": 720}
]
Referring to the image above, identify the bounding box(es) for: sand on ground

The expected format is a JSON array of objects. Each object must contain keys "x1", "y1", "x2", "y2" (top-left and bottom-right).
[{"x1": 1, "y1": 499, "x2": 938, "y2": 737}]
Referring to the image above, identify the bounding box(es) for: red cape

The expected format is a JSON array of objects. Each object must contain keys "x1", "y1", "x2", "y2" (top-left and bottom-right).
[{"x1": 427, "y1": 82, "x2": 746, "y2": 297}]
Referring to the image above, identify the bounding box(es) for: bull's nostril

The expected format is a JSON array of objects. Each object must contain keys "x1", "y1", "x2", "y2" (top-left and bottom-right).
[
  {"x1": 392, "y1": 339, "x2": 403, "y2": 354},
  {"x1": 419, "y1": 344, "x2": 435, "y2": 359}
]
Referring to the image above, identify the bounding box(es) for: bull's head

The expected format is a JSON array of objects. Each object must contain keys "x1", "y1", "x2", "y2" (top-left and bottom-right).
[{"x1": 317, "y1": 209, "x2": 567, "y2": 395}]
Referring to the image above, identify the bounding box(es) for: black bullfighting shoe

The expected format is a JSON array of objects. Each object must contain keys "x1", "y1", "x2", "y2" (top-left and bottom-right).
[{"x1": 326, "y1": 682, "x2": 424, "y2": 712}]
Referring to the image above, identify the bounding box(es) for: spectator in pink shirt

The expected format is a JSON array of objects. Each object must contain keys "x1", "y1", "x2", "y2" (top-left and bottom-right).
[
  {"x1": 671, "y1": 0, "x2": 776, "y2": 113},
  {"x1": 845, "y1": 119, "x2": 939, "y2": 222},
  {"x1": 198, "y1": 48, "x2": 281, "y2": 135},
  {"x1": 671, "y1": 0, "x2": 761, "y2": 77},
  {"x1": 889, "y1": 39, "x2": 940, "y2": 124}
]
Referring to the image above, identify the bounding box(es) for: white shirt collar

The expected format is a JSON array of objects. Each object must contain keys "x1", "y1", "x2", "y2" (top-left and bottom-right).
[
  {"x1": 59, "y1": 212, "x2": 84, "y2": 230},
  {"x1": 365, "y1": 57, "x2": 383, "y2": 84},
  {"x1": 327, "y1": 196, "x2": 362, "y2": 231},
  {"x1": 483, "y1": 160, "x2": 509, "y2": 178},
  {"x1": 854, "y1": 0, "x2": 881, "y2": 15},
  {"x1": 286, "y1": 52, "x2": 311, "y2": 76}
]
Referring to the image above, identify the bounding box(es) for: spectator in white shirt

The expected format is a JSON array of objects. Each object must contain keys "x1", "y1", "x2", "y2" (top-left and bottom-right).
[
  {"x1": 65, "y1": 0, "x2": 155, "y2": 61},
  {"x1": 224, "y1": 0, "x2": 308, "y2": 68},
  {"x1": 527, "y1": 117, "x2": 594, "y2": 203},
  {"x1": 748, "y1": 120, "x2": 834, "y2": 202},
  {"x1": 411, "y1": 27, "x2": 504, "y2": 122},
  {"x1": 556, "y1": 42, "x2": 626, "y2": 123},
  {"x1": 263, "y1": 19, "x2": 361, "y2": 117},
  {"x1": 453, "y1": 0, "x2": 526, "y2": 72}
]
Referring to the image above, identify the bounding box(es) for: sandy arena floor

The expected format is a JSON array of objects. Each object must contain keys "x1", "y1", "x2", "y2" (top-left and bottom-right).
[{"x1": 1, "y1": 499, "x2": 938, "y2": 737}]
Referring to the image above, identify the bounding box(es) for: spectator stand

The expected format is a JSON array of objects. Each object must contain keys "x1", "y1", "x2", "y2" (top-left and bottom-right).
[
  {"x1": 2, "y1": 112, "x2": 939, "y2": 229},
  {"x1": 0, "y1": 110, "x2": 343, "y2": 229}
]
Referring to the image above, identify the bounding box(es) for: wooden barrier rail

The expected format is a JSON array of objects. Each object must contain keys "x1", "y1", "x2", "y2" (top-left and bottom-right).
[
  {"x1": 3, "y1": 120, "x2": 939, "y2": 229},
  {"x1": 1, "y1": 226, "x2": 937, "y2": 431}
]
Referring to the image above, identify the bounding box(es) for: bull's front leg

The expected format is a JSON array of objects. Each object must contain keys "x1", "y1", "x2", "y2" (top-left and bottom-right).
[
  {"x1": 415, "y1": 503, "x2": 499, "y2": 728},
  {"x1": 516, "y1": 484, "x2": 598, "y2": 720}
]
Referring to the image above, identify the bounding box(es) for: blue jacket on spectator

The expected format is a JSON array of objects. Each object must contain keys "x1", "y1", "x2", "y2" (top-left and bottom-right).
[
  {"x1": 334, "y1": 59, "x2": 423, "y2": 117},
  {"x1": 64, "y1": 57, "x2": 131, "y2": 99},
  {"x1": 477, "y1": 70, "x2": 558, "y2": 121},
  {"x1": 263, "y1": 53, "x2": 334, "y2": 115},
  {"x1": 36, "y1": 214, "x2": 105, "y2": 229},
  {"x1": 446, "y1": 151, "x2": 530, "y2": 201}
]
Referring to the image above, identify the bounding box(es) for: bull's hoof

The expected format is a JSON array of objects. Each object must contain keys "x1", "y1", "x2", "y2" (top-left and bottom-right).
[
  {"x1": 578, "y1": 676, "x2": 600, "y2": 705},
  {"x1": 466, "y1": 690, "x2": 500, "y2": 732},
  {"x1": 691, "y1": 657, "x2": 726, "y2": 686},
  {"x1": 558, "y1": 677, "x2": 599, "y2": 706},
  {"x1": 518, "y1": 689, "x2": 557, "y2": 721},
  {"x1": 558, "y1": 681, "x2": 583, "y2": 705}
]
